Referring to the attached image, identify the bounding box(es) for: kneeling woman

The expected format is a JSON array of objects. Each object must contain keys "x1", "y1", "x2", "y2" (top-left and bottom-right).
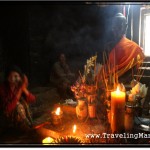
[{"x1": 0, "y1": 66, "x2": 36, "y2": 131}]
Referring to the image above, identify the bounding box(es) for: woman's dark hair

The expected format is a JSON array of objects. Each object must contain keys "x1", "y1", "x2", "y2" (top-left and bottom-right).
[{"x1": 4, "y1": 65, "x2": 24, "y2": 81}]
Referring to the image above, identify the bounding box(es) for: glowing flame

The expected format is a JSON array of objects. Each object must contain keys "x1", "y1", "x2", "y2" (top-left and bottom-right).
[
  {"x1": 42, "y1": 137, "x2": 54, "y2": 144},
  {"x1": 116, "y1": 86, "x2": 120, "y2": 93},
  {"x1": 73, "y1": 125, "x2": 77, "y2": 133},
  {"x1": 55, "y1": 107, "x2": 60, "y2": 115}
]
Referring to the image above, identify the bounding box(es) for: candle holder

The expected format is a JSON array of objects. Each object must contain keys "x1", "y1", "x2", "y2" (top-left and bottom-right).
[
  {"x1": 76, "y1": 98, "x2": 88, "y2": 121},
  {"x1": 124, "y1": 102, "x2": 135, "y2": 132},
  {"x1": 87, "y1": 93, "x2": 97, "y2": 104},
  {"x1": 51, "y1": 110, "x2": 63, "y2": 126},
  {"x1": 88, "y1": 103, "x2": 96, "y2": 118}
]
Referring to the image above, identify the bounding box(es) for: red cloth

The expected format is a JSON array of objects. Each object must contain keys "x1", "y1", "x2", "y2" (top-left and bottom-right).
[
  {"x1": 97, "y1": 37, "x2": 145, "y2": 86},
  {"x1": 0, "y1": 84, "x2": 35, "y2": 115},
  {"x1": 108, "y1": 36, "x2": 145, "y2": 77}
]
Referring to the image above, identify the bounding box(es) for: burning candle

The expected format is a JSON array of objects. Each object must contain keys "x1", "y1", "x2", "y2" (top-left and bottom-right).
[
  {"x1": 51, "y1": 107, "x2": 63, "y2": 125},
  {"x1": 55, "y1": 107, "x2": 61, "y2": 115},
  {"x1": 73, "y1": 125, "x2": 77, "y2": 134},
  {"x1": 111, "y1": 86, "x2": 125, "y2": 133},
  {"x1": 42, "y1": 137, "x2": 54, "y2": 145}
]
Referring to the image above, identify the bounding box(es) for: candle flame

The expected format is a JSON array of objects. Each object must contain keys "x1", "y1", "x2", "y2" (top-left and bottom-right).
[
  {"x1": 55, "y1": 107, "x2": 60, "y2": 115},
  {"x1": 42, "y1": 137, "x2": 54, "y2": 144},
  {"x1": 73, "y1": 125, "x2": 77, "y2": 133},
  {"x1": 116, "y1": 86, "x2": 120, "y2": 93}
]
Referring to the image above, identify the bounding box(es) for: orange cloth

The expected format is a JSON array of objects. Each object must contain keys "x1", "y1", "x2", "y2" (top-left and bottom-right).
[{"x1": 108, "y1": 36, "x2": 145, "y2": 77}]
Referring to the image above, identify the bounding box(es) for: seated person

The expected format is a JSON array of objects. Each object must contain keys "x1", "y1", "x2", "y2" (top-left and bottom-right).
[
  {"x1": 0, "y1": 65, "x2": 36, "y2": 133},
  {"x1": 97, "y1": 13, "x2": 145, "y2": 88},
  {"x1": 50, "y1": 53, "x2": 75, "y2": 99}
]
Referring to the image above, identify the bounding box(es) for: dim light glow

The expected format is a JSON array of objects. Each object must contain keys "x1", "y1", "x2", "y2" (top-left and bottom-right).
[
  {"x1": 140, "y1": 124, "x2": 150, "y2": 129},
  {"x1": 42, "y1": 137, "x2": 54, "y2": 144},
  {"x1": 55, "y1": 107, "x2": 61, "y2": 115},
  {"x1": 145, "y1": 15, "x2": 150, "y2": 56},
  {"x1": 73, "y1": 125, "x2": 77, "y2": 133}
]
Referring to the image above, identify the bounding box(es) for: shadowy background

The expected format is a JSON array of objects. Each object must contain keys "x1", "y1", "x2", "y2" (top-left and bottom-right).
[{"x1": 0, "y1": 2, "x2": 141, "y2": 87}]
